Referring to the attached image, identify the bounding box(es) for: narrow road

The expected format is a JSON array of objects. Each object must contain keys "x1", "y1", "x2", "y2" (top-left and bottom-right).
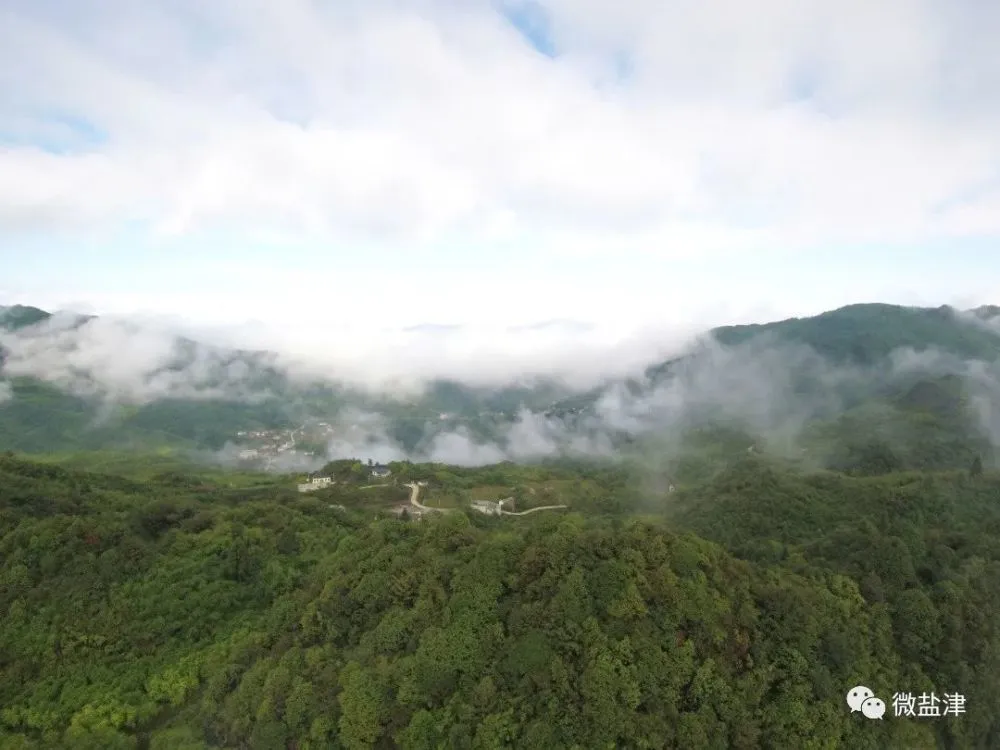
[
  {"x1": 402, "y1": 484, "x2": 565, "y2": 516},
  {"x1": 404, "y1": 482, "x2": 448, "y2": 513},
  {"x1": 495, "y1": 496, "x2": 568, "y2": 515},
  {"x1": 501, "y1": 504, "x2": 568, "y2": 515}
]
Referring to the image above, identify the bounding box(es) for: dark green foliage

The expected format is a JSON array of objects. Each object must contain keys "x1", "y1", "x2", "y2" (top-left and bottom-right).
[
  {"x1": 669, "y1": 459, "x2": 1000, "y2": 747},
  {"x1": 0, "y1": 305, "x2": 57, "y2": 331},
  {"x1": 711, "y1": 303, "x2": 1000, "y2": 365},
  {"x1": 4, "y1": 301, "x2": 1000, "y2": 466},
  {"x1": 2, "y1": 452, "x2": 999, "y2": 748},
  {"x1": 0, "y1": 377, "x2": 296, "y2": 454}
]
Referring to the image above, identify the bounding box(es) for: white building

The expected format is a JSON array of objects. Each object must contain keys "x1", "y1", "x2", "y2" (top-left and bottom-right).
[
  {"x1": 297, "y1": 476, "x2": 333, "y2": 493},
  {"x1": 238, "y1": 449, "x2": 259, "y2": 460},
  {"x1": 370, "y1": 464, "x2": 392, "y2": 479},
  {"x1": 471, "y1": 499, "x2": 507, "y2": 516}
]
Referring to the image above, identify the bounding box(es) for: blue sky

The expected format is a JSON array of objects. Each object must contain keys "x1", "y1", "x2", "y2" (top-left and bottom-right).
[{"x1": 2, "y1": 0, "x2": 1000, "y2": 378}]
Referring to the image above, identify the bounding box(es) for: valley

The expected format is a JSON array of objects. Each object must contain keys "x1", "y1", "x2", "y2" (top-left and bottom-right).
[
  {"x1": 2, "y1": 300, "x2": 1000, "y2": 748},
  {"x1": 7, "y1": 6, "x2": 1000, "y2": 744}
]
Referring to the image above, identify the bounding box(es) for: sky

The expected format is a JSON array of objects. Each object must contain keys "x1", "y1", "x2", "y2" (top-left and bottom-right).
[{"x1": 2, "y1": 0, "x2": 1000, "y2": 378}]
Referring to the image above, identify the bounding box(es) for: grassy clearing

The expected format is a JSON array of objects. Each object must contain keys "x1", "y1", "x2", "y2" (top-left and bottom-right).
[
  {"x1": 36, "y1": 450, "x2": 282, "y2": 488},
  {"x1": 417, "y1": 490, "x2": 462, "y2": 509},
  {"x1": 467, "y1": 485, "x2": 511, "y2": 502},
  {"x1": 527, "y1": 479, "x2": 575, "y2": 494}
]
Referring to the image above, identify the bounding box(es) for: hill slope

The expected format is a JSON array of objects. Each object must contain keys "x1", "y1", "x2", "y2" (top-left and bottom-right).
[
  {"x1": 546, "y1": 303, "x2": 1000, "y2": 475},
  {"x1": 710, "y1": 303, "x2": 1000, "y2": 364},
  {"x1": 1, "y1": 302, "x2": 999, "y2": 472},
  {"x1": 4, "y1": 454, "x2": 1000, "y2": 747}
]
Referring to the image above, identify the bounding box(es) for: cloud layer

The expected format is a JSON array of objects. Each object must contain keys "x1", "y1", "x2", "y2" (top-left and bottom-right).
[
  {"x1": 2, "y1": 305, "x2": 999, "y2": 470},
  {"x1": 302, "y1": 338, "x2": 1000, "y2": 468},
  {"x1": 0, "y1": 310, "x2": 701, "y2": 397},
  {"x1": 3, "y1": 0, "x2": 1000, "y2": 255},
  {"x1": 0, "y1": 313, "x2": 284, "y2": 404}
]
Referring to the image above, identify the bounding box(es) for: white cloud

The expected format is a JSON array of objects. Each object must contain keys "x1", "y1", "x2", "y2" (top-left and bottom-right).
[
  {"x1": 2, "y1": 0, "x2": 999, "y2": 255},
  {"x1": 0, "y1": 313, "x2": 284, "y2": 403},
  {"x1": 0, "y1": 306, "x2": 701, "y2": 398},
  {"x1": 4, "y1": 298, "x2": 999, "y2": 469},
  {"x1": 314, "y1": 333, "x2": 1000, "y2": 467},
  {"x1": 424, "y1": 428, "x2": 508, "y2": 466}
]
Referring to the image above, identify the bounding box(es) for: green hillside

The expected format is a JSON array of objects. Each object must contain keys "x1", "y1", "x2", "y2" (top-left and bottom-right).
[
  {"x1": 709, "y1": 303, "x2": 1000, "y2": 365},
  {"x1": 2, "y1": 452, "x2": 999, "y2": 747},
  {"x1": 2, "y1": 302, "x2": 999, "y2": 469},
  {"x1": 0, "y1": 305, "x2": 573, "y2": 456},
  {"x1": 0, "y1": 305, "x2": 57, "y2": 331},
  {"x1": 0, "y1": 377, "x2": 297, "y2": 453},
  {"x1": 545, "y1": 303, "x2": 1000, "y2": 476}
]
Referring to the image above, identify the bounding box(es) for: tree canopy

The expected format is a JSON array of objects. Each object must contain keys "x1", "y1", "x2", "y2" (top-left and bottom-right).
[{"x1": 2, "y1": 452, "x2": 998, "y2": 748}]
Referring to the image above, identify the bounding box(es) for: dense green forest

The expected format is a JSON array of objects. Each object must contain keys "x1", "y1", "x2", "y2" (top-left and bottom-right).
[
  {"x1": 708, "y1": 304, "x2": 1000, "y2": 365},
  {"x1": 2, "y1": 450, "x2": 999, "y2": 749},
  {"x1": 3, "y1": 300, "x2": 1000, "y2": 747}
]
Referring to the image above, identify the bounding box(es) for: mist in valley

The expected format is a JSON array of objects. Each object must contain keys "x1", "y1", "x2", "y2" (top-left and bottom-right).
[{"x1": 1, "y1": 307, "x2": 999, "y2": 480}]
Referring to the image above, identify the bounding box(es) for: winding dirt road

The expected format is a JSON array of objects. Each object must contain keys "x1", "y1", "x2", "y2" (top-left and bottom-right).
[
  {"x1": 403, "y1": 483, "x2": 567, "y2": 516},
  {"x1": 501, "y1": 504, "x2": 568, "y2": 515},
  {"x1": 404, "y1": 482, "x2": 447, "y2": 513}
]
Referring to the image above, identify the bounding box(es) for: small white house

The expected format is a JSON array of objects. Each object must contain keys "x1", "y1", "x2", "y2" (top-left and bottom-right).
[
  {"x1": 238, "y1": 449, "x2": 259, "y2": 460},
  {"x1": 370, "y1": 464, "x2": 392, "y2": 479},
  {"x1": 297, "y1": 476, "x2": 333, "y2": 493}
]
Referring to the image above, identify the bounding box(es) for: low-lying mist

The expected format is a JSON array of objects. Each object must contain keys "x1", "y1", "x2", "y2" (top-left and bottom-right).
[
  {"x1": 297, "y1": 340, "x2": 1000, "y2": 470},
  {"x1": 1, "y1": 308, "x2": 999, "y2": 475}
]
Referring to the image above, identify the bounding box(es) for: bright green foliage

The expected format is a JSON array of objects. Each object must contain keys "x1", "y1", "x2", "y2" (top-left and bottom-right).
[{"x1": 1, "y1": 452, "x2": 999, "y2": 748}]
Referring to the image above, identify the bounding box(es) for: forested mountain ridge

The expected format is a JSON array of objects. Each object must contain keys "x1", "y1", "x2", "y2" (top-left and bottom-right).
[
  {"x1": 2, "y1": 452, "x2": 1000, "y2": 748},
  {"x1": 0, "y1": 305, "x2": 574, "y2": 455},
  {"x1": 710, "y1": 303, "x2": 1000, "y2": 364},
  {"x1": 0, "y1": 305, "x2": 64, "y2": 331},
  {"x1": 543, "y1": 303, "x2": 999, "y2": 406},
  {"x1": 544, "y1": 304, "x2": 1000, "y2": 476},
  {"x1": 1, "y1": 302, "x2": 999, "y2": 471},
  {"x1": 2, "y1": 303, "x2": 999, "y2": 747}
]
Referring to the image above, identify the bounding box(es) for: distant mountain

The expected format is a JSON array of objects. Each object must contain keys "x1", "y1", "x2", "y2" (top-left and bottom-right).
[
  {"x1": 709, "y1": 303, "x2": 1000, "y2": 364},
  {"x1": 973, "y1": 304, "x2": 1000, "y2": 321},
  {"x1": 542, "y1": 304, "x2": 995, "y2": 415},
  {"x1": 0, "y1": 305, "x2": 576, "y2": 455},
  {"x1": 1, "y1": 301, "x2": 998, "y2": 472},
  {"x1": 541, "y1": 303, "x2": 1000, "y2": 475},
  {"x1": 0, "y1": 304, "x2": 58, "y2": 330}
]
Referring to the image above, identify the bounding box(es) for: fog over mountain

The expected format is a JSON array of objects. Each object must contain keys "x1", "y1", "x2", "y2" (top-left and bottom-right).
[
  {"x1": 2, "y1": 302, "x2": 999, "y2": 472},
  {"x1": 0, "y1": 305, "x2": 700, "y2": 396}
]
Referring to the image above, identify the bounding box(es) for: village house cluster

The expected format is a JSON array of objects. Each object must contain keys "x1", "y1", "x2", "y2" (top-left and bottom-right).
[
  {"x1": 235, "y1": 422, "x2": 340, "y2": 462},
  {"x1": 296, "y1": 462, "x2": 393, "y2": 493}
]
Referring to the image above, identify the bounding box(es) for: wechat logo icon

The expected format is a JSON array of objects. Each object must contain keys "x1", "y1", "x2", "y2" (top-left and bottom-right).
[{"x1": 846, "y1": 685, "x2": 886, "y2": 719}]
